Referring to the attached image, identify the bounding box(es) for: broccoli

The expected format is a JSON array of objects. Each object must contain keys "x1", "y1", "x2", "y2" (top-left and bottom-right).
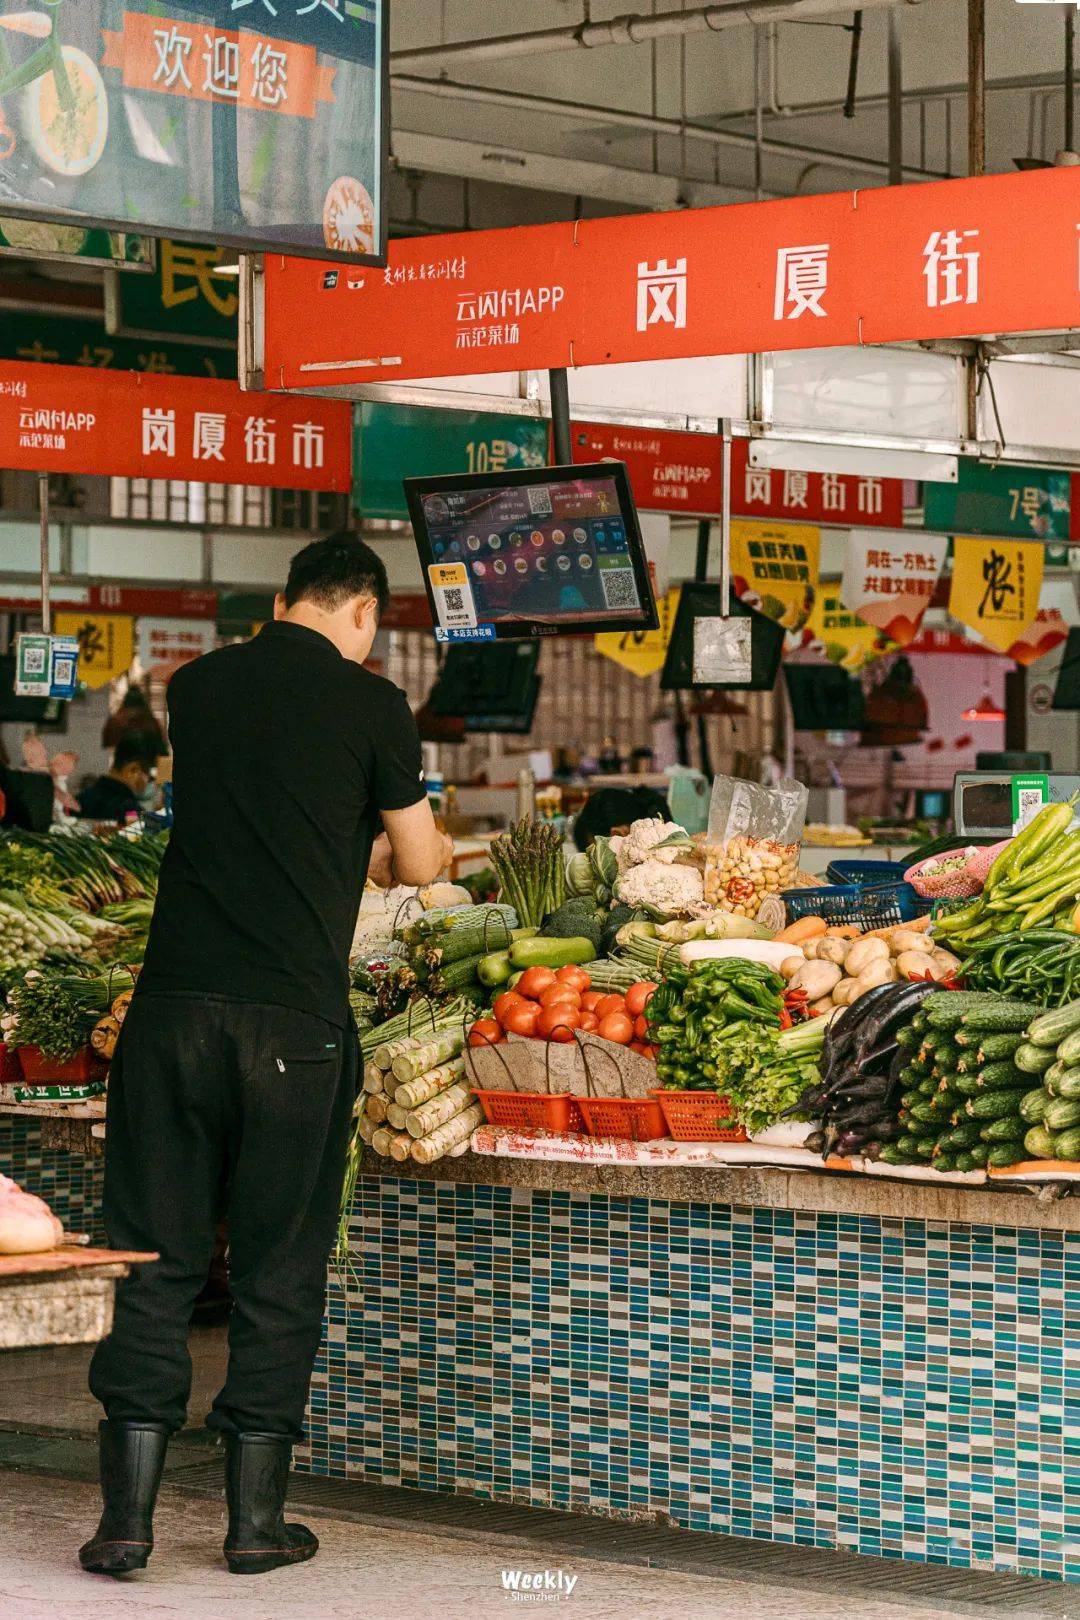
[{"x1": 539, "y1": 897, "x2": 605, "y2": 951}]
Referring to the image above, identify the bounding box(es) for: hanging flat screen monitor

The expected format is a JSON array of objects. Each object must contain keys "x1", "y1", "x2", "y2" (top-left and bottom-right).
[
  {"x1": 784, "y1": 664, "x2": 865, "y2": 731},
  {"x1": 429, "y1": 643, "x2": 541, "y2": 720},
  {"x1": 405, "y1": 463, "x2": 658, "y2": 642},
  {"x1": 660, "y1": 586, "x2": 784, "y2": 692},
  {"x1": 466, "y1": 677, "x2": 542, "y2": 735}
]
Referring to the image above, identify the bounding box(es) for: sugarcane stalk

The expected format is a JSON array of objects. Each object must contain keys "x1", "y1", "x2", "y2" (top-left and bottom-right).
[
  {"x1": 366, "y1": 1093, "x2": 388, "y2": 1124},
  {"x1": 409, "y1": 1103, "x2": 483, "y2": 1164},
  {"x1": 385, "y1": 1101, "x2": 409, "y2": 1130},
  {"x1": 387, "y1": 1133, "x2": 413, "y2": 1162},
  {"x1": 362, "y1": 1063, "x2": 385, "y2": 1092},
  {"x1": 390, "y1": 1029, "x2": 465, "y2": 1082},
  {"x1": 405, "y1": 1080, "x2": 473, "y2": 1139},
  {"x1": 394, "y1": 1055, "x2": 466, "y2": 1111},
  {"x1": 357, "y1": 1112, "x2": 376, "y2": 1144}
]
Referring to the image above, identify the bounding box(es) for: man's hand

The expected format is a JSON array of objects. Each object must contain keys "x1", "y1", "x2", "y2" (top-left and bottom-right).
[
  {"x1": 435, "y1": 829, "x2": 455, "y2": 875},
  {"x1": 367, "y1": 832, "x2": 395, "y2": 888}
]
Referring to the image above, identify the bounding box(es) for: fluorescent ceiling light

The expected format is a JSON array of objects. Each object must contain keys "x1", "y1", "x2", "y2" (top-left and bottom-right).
[{"x1": 748, "y1": 438, "x2": 958, "y2": 484}]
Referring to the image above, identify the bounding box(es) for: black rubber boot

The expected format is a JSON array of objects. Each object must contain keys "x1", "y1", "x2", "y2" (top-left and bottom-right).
[
  {"x1": 78, "y1": 1420, "x2": 169, "y2": 1575},
  {"x1": 223, "y1": 1431, "x2": 318, "y2": 1575}
]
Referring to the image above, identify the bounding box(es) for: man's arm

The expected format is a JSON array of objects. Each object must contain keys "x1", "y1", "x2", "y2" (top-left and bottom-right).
[{"x1": 379, "y1": 801, "x2": 454, "y2": 887}]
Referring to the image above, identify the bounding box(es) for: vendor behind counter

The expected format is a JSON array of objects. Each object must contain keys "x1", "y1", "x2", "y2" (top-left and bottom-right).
[
  {"x1": 76, "y1": 734, "x2": 160, "y2": 824},
  {"x1": 573, "y1": 785, "x2": 670, "y2": 850}
]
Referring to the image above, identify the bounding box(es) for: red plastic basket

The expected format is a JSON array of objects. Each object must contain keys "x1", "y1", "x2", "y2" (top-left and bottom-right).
[
  {"x1": 473, "y1": 1090, "x2": 586, "y2": 1134},
  {"x1": 16, "y1": 1047, "x2": 109, "y2": 1086},
  {"x1": 0, "y1": 1043, "x2": 21, "y2": 1085},
  {"x1": 652, "y1": 1089, "x2": 748, "y2": 1142},
  {"x1": 577, "y1": 1095, "x2": 668, "y2": 1142}
]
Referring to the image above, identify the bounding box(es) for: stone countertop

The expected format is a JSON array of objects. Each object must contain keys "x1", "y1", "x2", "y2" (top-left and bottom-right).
[{"x1": 355, "y1": 1145, "x2": 1080, "y2": 1232}]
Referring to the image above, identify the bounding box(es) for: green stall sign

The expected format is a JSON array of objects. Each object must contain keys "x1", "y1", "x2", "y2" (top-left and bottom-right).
[
  {"x1": 1, "y1": 314, "x2": 235, "y2": 379},
  {"x1": 106, "y1": 239, "x2": 238, "y2": 348},
  {"x1": 354, "y1": 403, "x2": 549, "y2": 520},
  {"x1": 924, "y1": 461, "x2": 1071, "y2": 541}
]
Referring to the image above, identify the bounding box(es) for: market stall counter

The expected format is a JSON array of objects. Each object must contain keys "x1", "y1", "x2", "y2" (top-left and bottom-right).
[{"x1": 302, "y1": 1143, "x2": 1079, "y2": 1587}]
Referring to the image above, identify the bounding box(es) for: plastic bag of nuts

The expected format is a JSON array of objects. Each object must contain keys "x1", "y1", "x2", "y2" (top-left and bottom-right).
[{"x1": 701, "y1": 775, "x2": 808, "y2": 918}]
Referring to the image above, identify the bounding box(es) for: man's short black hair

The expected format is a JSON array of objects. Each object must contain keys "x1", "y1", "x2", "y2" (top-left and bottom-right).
[
  {"x1": 284, "y1": 531, "x2": 390, "y2": 618},
  {"x1": 113, "y1": 733, "x2": 158, "y2": 774}
]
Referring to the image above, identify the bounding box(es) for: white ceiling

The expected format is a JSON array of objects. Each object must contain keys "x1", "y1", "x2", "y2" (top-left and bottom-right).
[{"x1": 385, "y1": 0, "x2": 1077, "y2": 230}]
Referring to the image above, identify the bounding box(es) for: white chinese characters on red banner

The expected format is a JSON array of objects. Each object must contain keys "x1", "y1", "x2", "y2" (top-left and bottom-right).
[
  {"x1": 730, "y1": 442, "x2": 903, "y2": 527},
  {"x1": 841, "y1": 530, "x2": 949, "y2": 648},
  {"x1": 0, "y1": 363, "x2": 351, "y2": 492}
]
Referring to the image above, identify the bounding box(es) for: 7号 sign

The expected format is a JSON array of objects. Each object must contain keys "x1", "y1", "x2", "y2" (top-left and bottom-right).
[
  {"x1": 0, "y1": 361, "x2": 350, "y2": 491},
  {"x1": 260, "y1": 168, "x2": 1080, "y2": 388},
  {"x1": 0, "y1": 0, "x2": 386, "y2": 263}
]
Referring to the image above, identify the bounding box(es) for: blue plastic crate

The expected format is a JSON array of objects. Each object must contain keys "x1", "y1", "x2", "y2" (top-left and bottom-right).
[
  {"x1": 824, "y1": 859, "x2": 911, "y2": 887},
  {"x1": 782, "y1": 880, "x2": 928, "y2": 930}
]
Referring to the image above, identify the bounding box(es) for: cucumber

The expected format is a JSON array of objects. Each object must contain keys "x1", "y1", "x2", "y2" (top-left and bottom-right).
[
  {"x1": 1057, "y1": 1027, "x2": 1080, "y2": 1067},
  {"x1": 987, "y1": 1143, "x2": 1026, "y2": 1168},
  {"x1": 953, "y1": 1152, "x2": 977, "y2": 1173},
  {"x1": 1054, "y1": 1067, "x2": 1080, "y2": 1101},
  {"x1": 965, "y1": 1088, "x2": 1028, "y2": 1121},
  {"x1": 910, "y1": 1011, "x2": 929, "y2": 1034},
  {"x1": 959, "y1": 1003, "x2": 1038, "y2": 1033},
  {"x1": 914, "y1": 1135, "x2": 937, "y2": 1160},
  {"x1": 1042, "y1": 1095, "x2": 1080, "y2": 1133},
  {"x1": 973, "y1": 1033, "x2": 1025, "y2": 1062},
  {"x1": 1027, "y1": 999, "x2": 1080, "y2": 1049},
  {"x1": 975, "y1": 1060, "x2": 1024, "y2": 1090},
  {"x1": 1024, "y1": 1125, "x2": 1057, "y2": 1160},
  {"x1": 946, "y1": 1121, "x2": 984, "y2": 1149},
  {"x1": 879, "y1": 1143, "x2": 915, "y2": 1165},
  {"x1": 933, "y1": 1153, "x2": 956, "y2": 1172},
  {"x1": 968, "y1": 1141, "x2": 992, "y2": 1166},
  {"x1": 900, "y1": 1090, "x2": 921, "y2": 1111},
  {"x1": 1014, "y1": 1042, "x2": 1058, "y2": 1076},
  {"x1": 896, "y1": 1025, "x2": 920, "y2": 1050},
  {"x1": 907, "y1": 1100, "x2": 939, "y2": 1123},
  {"x1": 1019, "y1": 1088, "x2": 1050, "y2": 1125},
  {"x1": 1050, "y1": 1126, "x2": 1080, "y2": 1161},
  {"x1": 981, "y1": 1114, "x2": 1026, "y2": 1143}
]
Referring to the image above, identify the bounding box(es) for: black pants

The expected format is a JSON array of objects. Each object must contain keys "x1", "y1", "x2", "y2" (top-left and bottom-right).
[{"x1": 90, "y1": 992, "x2": 355, "y2": 1439}]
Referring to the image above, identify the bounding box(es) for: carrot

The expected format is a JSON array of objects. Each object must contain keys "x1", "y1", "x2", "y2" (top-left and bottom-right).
[
  {"x1": 775, "y1": 915, "x2": 828, "y2": 945},
  {"x1": 824, "y1": 925, "x2": 861, "y2": 939},
  {"x1": 863, "y1": 913, "x2": 932, "y2": 942}
]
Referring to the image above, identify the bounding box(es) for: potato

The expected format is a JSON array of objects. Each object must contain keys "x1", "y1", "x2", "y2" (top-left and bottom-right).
[
  {"x1": 844, "y1": 937, "x2": 890, "y2": 977},
  {"x1": 830, "y1": 977, "x2": 862, "y2": 1006},
  {"x1": 809, "y1": 996, "x2": 836, "y2": 1016},
  {"x1": 780, "y1": 955, "x2": 807, "y2": 981},
  {"x1": 853, "y1": 957, "x2": 898, "y2": 990},
  {"x1": 895, "y1": 950, "x2": 935, "y2": 980},
  {"x1": 816, "y1": 938, "x2": 851, "y2": 966},
  {"x1": 889, "y1": 930, "x2": 933, "y2": 956},
  {"x1": 788, "y1": 960, "x2": 843, "y2": 1000},
  {"x1": 931, "y1": 948, "x2": 961, "y2": 975}
]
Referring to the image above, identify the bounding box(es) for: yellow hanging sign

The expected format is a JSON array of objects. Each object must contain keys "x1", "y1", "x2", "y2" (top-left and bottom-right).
[
  {"x1": 53, "y1": 611, "x2": 135, "y2": 691},
  {"x1": 796, "y1": 580, "x2": 894, "y2": 672},
  {"x1": 730, "y1": 519, "x2": 820, "y2": 631},
  {"x1": 595, "y1": 586, "x2": 680, "y2": 677},
  {"x1": 948, "y1": 535, "x2": 1043, "y2": 654}
]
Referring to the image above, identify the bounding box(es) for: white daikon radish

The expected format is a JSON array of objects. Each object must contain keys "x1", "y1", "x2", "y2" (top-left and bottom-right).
[{"x1": 678, "y1": 940, "x2": 804, "y2": 971}]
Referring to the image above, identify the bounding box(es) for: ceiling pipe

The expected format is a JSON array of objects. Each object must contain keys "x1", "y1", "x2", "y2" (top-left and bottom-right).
[
  {"x1": 391, "y1": 0, "x2": 924, "y2": 73},
  {"x1": 391, "y1": 74, "x2": 949, "y2": 181},
  {"x1": 713, "y1": 66, "x2": 1071, "y2": 128}
]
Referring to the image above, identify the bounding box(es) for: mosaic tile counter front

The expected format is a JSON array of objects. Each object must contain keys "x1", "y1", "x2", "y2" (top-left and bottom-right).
[
  {"x1": 0, "y1": 1115, "x2": 105, "y2": 1243},
  {"x1": 300, "y1": 1173, "x2": 1080, "y2": 1583}
]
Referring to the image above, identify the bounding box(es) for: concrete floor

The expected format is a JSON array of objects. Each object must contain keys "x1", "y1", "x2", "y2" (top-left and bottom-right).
[{"x1": 0, "y1": 1470, "x2": 959, "y2": 1620}]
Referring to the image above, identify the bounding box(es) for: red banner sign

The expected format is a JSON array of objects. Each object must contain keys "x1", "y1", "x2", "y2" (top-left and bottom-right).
[
  {"x1": 0, "y1": 363, "x2": 350, "y2": 491},
  {"x1": 89, "y1": 587, "x2": 218, "y2": 619},
  {"x1": 730, "y1": 441, "x2": 903, "y2": 527},
  {"x1": 262, "y1": 168, "x2": 1080, "y2": 389},
  {"x1": 569, "y1": 421, "x2": 721, "y2": 514}
]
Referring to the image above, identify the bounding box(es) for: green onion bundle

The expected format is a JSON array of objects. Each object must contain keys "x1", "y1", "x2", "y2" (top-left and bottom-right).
[
  {"x1": 2, "y1": 964, "x2": 137, "y2": 1060},
  {"x1": 490, "y1": 819, "x2": 566, "y2": 929}
]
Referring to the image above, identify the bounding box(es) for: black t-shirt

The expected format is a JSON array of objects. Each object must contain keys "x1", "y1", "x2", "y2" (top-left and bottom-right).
[
  {"x1": 77, "y1": 775, "x2": 140, "y2": 823},
  {"x1": 139, "y1": 621, "x2": 426, "y2": 1027}
]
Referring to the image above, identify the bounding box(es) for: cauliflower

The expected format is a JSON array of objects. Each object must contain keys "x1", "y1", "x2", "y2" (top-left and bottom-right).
[
  {"x1": 616, "y1": 859, "x2": 704, "y2": 915},
  {"x1": 616, "y1": 817, "x2": 691, "y2": 872}
]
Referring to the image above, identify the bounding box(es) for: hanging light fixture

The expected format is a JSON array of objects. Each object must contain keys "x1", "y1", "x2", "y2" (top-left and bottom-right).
[{"x1": 962, "y1": 661, "x2": 1005, "y2": 722}]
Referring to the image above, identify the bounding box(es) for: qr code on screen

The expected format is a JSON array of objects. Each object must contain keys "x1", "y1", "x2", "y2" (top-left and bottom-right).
[
  {"x1": 442, "y1": 587, "x2": 465, "y2": 614},
  {"x1": 1016, "y1": 789, "x2": 1045, "y2": 830},
  {"x1": 527, "y1": 485, "x2": 553, "y2": 516},
  {"x1": 599, "y1": 569, "x2": 638, "y2": 609},
  {"x1": 22, "y1": 647, "x2": 46, "y2": 675}
]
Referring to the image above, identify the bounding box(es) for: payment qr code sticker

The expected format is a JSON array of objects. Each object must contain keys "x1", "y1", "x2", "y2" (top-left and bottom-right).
[
  {"x1": 1011, "y1": 774, "x2": 1049, "y2": 833},
  {"x1": 599, "y1": 567, "x2": 639, "y2": 610},
  {"x1": 23, "y1": 646, "x2": 46, "y2": 675},
  {"x1": 427, "y1": 562, "x2": 477, "y2": 631},
  {"x1": 527, "y1": 485, "x2": 553, "y2": 517}
]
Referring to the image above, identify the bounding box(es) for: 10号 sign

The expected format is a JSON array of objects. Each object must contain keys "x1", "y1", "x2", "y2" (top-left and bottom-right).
[{"x1": 0, "y1": 0, "x2": 386, "y2": 263}]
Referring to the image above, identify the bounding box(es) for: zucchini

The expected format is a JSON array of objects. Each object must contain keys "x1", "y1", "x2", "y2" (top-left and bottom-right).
[
  {"x1": 1014, "y1": 1042, "x2": 1058, "y2": 1075},
  {"x1": 1056, "y1": 1026, "x2": 1080, "y2": 1067},
  {"x1": 981, "y1": 1114, "x2": 1027, "y2": 1143},
  {"x1": 508, "y1": 936, "x2": 596, "y2": 969},
  {"x1": 987, "y1": 1143, "x2": 1026, "y2": 1168},
  {"x1": 1019, "y1": 1088, "x2": 1050, "y2": 1125},
  {"x1": 965, "y1": 1088, "x2": 1028, "y2": 1121},
  {"x1": 1042, "y1": 1095, "x2": 1080, "y2": 1133},
  {"x1": 1027, "y1": 999, "x2": 1080, "y2": 1049},
  {"x1": 1024, "y1": 1125, "x2": 1057, "y2": 1160},
  {"x1": 1050, "y1": 1125, "x2": 1080, "y2": 1161}
]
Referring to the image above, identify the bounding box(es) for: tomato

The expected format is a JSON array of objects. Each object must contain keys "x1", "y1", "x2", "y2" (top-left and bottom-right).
[
  {"x1": 580, "y1": 990, "x2": 604, "y2": 1012},
  {"x1": 540, "y1": 984, "x2": 580, "y2": 1010},
  {"x1": 493, "y1": 991, "x2": 528, "y2": 1027},
  {"x1": 578, "y1": 1010, "x2": 599, "y2": 1032},
  {"x1": 625, "y1": 982, "x2": 657, "y2": 1018},
  {"x1": 644, "y1": 1044, "x2": 660, "y2": 1060},
  {"x1": 502, "y1": 1003, "x2": 541, "y2": 1038},
  {"x1": 633, "y1": 1015, "x2": 651, "y2": 1040},
  {"x1": 629, "y1": 1041, "x2": 648, "y2": 1056},
  {"x1": 468, "y1": 1019, "x2": 504, "y2": 1048},
  {"x1": 516, "y1": 966, "x2": 557, "y2": 1000},
  {"x1": 537, "y1": 1005, "x2": 581, "y2": 1042},
  {"x1": 594, "y1": 994, "x2": 626, "y2": 1019},
  {"x1": 555, "y1": 965, "x2": 591, "y2": 992},
  {"x1": 597, "y1": 1011, "x2": 634, "y2": 1045}
]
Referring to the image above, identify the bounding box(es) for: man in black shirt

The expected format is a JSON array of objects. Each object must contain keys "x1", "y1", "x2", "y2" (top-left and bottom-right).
[
  {"x1": 81, "y1": 535, "x2": 451, "y2": 1579},
  {"x1": 76, "y1": 734, "x2": 158, "y2": 823}
]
